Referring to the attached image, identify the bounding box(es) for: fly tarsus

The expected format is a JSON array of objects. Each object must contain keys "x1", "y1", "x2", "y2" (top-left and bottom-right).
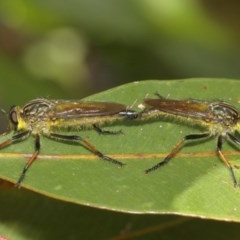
[
  {"x1": 93, "y1": 124, "x2": 123, "y2": 135},
  {"x1": 95, "y1": 151, "x2": 125, "y2": 167},
  {"x1": 16, "y1": 165, "x2": 28, "y2": 188},
  {"x1": 145, "y1": 160, "x2": 168, "y2": 174},
  {"x1": 81, "y1": 137, "x2": 124, "y2": 167}
]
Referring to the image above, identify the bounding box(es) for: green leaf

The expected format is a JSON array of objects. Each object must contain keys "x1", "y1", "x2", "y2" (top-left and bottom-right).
[
  {"x1": 1, "y1": 78, "x2": 240, "y2": 222},
  {"x1": 1, "y1": 185, "x2": 240, "y2": 239}
]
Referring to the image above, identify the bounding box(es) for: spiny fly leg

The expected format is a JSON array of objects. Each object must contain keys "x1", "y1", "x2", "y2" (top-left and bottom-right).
[
  {"x1": 49, "y1": 133, "x2": 124, "y2": 167},
  {"x1": 93, "y1": 124, "x2": 123, "y2": 135},
  {"x1": 217, "y1": 135, "x2": 238, "y2": 187},
  {"x1": 145, "y1": 133, "x2": 210, "y2": 174},
  {"x1": 145, "y1": 137, "x2": 186, "y2": 174},
  {"x1": 0, "y1": 131, "x2": 30, "y2": 149},
  {"x1": 16, "y1": 134, "x2": 40, "y2": 188},
  {"x1": 0, "y1": 130, "x2": 35, "y2": 187}
]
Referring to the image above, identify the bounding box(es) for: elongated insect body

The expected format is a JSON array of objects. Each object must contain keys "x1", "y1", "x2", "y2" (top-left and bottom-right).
[
  {"x1": 143, "y1": 96, "x2": 240, "y2": 187},
  {"x1": 144, "y1": 98, "x2": 240, "y2": 134},
  {"x1": 1, "y1": 98, "x2": 138, "y2": 187},
  {"x1": 11, "y1": 99, "x2": 137, "y2": 133}
]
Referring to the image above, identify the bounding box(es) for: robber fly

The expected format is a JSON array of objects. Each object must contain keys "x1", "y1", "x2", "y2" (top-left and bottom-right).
[
  {"x1": 143, "y1": 94, "x2": 240, "y2": 187},
  {"x1": 0, "y1": 98, "x2": 138, "y2": 187}
]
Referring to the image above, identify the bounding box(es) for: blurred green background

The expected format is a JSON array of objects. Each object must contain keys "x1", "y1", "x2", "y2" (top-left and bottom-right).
[{"x1": 1, "y1": 0, "x2": 240, "y2": 107}]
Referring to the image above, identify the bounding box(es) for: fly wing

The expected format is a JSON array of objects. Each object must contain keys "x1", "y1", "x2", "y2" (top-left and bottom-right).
[
  {"x1": 144, "y1": 98, "x2": 210, "y2": 120},
  {"x1": 49, "y1": 101, "x2": 126, "y2": 119}
]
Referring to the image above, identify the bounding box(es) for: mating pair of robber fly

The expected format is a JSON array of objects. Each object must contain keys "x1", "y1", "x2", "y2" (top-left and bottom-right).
[{"x1": 1, "y1": 93, "x2": 240, "y2": 188}]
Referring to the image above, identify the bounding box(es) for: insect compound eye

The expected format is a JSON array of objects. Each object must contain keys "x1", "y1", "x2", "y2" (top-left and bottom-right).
[{"x1": 9, "y1": 106, "x2": 19, "y2": 126}]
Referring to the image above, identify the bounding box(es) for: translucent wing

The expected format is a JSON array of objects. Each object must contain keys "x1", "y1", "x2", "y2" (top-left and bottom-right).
[
  {"x1": 144, "y1": 98, "x2": 239, "y2": 125},
  {"x1": 51, "y1": 101, "x2": 126, "y2": 119},
  {"x1": 144, "y1": 98, "x2": 210, "y2": 120}
]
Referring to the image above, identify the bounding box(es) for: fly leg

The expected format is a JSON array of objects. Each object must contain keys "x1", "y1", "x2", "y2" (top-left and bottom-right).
[
  {"x1": 16, "y1": 134, "x2": 40, "y2": 188},
  {"x1": 0, "y1": 131, "x2": 32, "y2": 187},
  {"x1": 145, "y1": 133, "x2": 211, "y2": 173},
  {"x1": 93, "y1": 109, "x2": 138, "y2": 135},
  {"x1": 0, "y1": 131, "x2": 30, "y2": 149},
  {"x1": 219, "y1": 133, "x2": 239, "y2": 187},
  {"x1": 93, "y1": 124, "x2": 123, "y2": 135},
  {"x1": 48, "y1": 133, "x2": 124, "y2": 167}
]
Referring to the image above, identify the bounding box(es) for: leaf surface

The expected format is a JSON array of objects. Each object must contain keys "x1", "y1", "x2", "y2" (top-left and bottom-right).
[{"x1": 1, "y1": 78, "x2": 240, "y2": 222}]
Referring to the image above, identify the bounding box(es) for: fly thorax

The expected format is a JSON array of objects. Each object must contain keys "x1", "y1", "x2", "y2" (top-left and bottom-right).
[
  {"x1": 21, "y1": 99, "x2": 53, "y2": 131},
  {"x1": 208, "y1": 102, "x2": 239, "y2": 128}
]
